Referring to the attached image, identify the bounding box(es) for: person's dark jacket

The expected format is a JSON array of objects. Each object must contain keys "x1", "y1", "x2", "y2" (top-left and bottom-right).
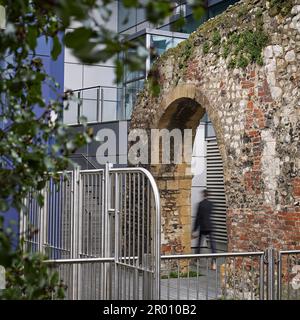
[{"x1": 193, "y1": 198, "x2": 213, "y2": 232}]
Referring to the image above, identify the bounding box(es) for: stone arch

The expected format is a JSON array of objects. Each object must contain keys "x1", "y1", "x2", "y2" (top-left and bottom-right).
[
  {"x1": 146, "y1": 84, "x2": 228, "y2": 254},
  {"x1": 130, "y1": 0, "x2": 300, "y2": 253}
]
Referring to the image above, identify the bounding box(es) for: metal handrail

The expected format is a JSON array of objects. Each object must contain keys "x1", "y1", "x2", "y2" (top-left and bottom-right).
[
  {"x1": 68, "y1": 85, "x2": 121, "y2": 93},
  {"x1": 69, "y1": 153, "x2": 97, "y2": 169},
  {"x1": 278, "y1": 250, "x2": 300, "y2": 255},
  {"x1": 45, "y1": 257, "x2": 115, "y2": 264},
  {"x1": 161, "y1": 252, "x2": 265, "y2": 260},
  {"x1": 64, "y1": 85, "x2": 122, "y2": 125}
]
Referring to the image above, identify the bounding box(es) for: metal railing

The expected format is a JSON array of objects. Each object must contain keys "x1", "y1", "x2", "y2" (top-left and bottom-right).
[
  {"x1": 44, "y1": 249, "x2": 300, "y2": 300},
  {"x1": 64, "y1": 85, "x2": 123, "y2": 125},
  {"x1": 161, "y1": 252, "x2": 265, "y2": 300},
  {"x1": 277, "y1": 250, "x2": 300, "y2": 300},
  {"x1": 21, "y1": 164, "x2": 161, "y2": 300},
  {"x1": 46, "y1": 257, "x2": 114, "y2": 300},
  {"x1": 20, "y1": 166, "x2": 300, "y2": 301}
]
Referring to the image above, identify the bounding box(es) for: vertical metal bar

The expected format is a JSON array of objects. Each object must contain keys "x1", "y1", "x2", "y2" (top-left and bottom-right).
[
  {"x1": 100, "y1": 88, "x2": 104, "y2": 122},
  {"x1": 242, "y1": 258, "x2": 245, "y2": 300},
  {"x1": 259, "y1": 254, "x2": 264, "y2": 300},
  {"x1": 54, "y1": 180, "x2": 58, "y2": 258},
  {"x1": 72, "y1": 168, "x2": 80, "y2": 299},
  {"x1": 187, "y1": 260, "x2": 190, "y2": 300},
  {"x1": 147, "y1": 180, "x2": 150, "y2": 261},
  {"x1": 124, "y1": 173, "x2": 127, "y2": 264},
  {"x1": 81, "y1": 173, "x2": 85, "y2": 258},
  {"x1": 296, "y1": 254, "x2": 299, "y2": 300},
  {"x1": 233, "y1": 257, "x2": 236, "y2": 300},
  {"x1": 154, "y1": 181, "x2": 161, "y2": 301},
  {"x1": 78, "y1": 170, "x2": 83, "y2": 299},
  {"x1": 104, "y1": 162, "x2": 111, "y2": 299},
  {"x1": 133, "y1": 173, "x2": 136, "y2": 299},
  {"x1": 196, "y1": 258, "x2": 200, "y2": 300},
  {"x1": 122, "y1": 265, "x2": 125, "y2": 300},
  {"x1": 128, "y1": 173, "x2": 132, "y2": 270},
  {"x1": 19, "y1": 197, "x2": 27, "y2": 251},
  {"x1": 277, "y1": 252, "x2": 282, "y2": 300},
  {"x1": 96, "y1": 87, "x2": 100, "y2": 122},
  {"x1": 167, "y1": 260, "x2": 170, "y2": 299},
  {"x1": 287, "y1": 255, "x2": 290, "y2": 300},
  {"x1": 77, "y1": 91, "x2": 81, "y2": 124},
  {"x1": 90, "y1": 174, "x2": 93, "y2": 257},
  {"x1": 100, "y1": 171, "x2": 104, "y2": 298},
  {"x1": 137, "y1": 173, "x2": 141, "y2": 299},
  {"x1": 133, "y1": 174, "x2": 136, "y2": 265},
  {"x1": 39, "y1": 187, "x2": 46, "y2": 253},
  {"x1": 177, "y1": 262, "x2": 180, "y2": 300},
  {"x1": 58, "y1": 177, "x2": 62, "y2": 258},
  {"x1": 146, "y1": 179, "x2": 150, "y2": 298},
  {"x1": 215, "y1": 258, "x2": 218, "y2": 299},
  {"x1": 101, "y1": 171, "x2": 105, "y2": 257},
  {"x1": 224, "y1": 257, "x2": 227, "y2": 299},
  {"x1": 250, "y1": 257, "x2": 254, "y2": 300},
  {"x1": 114, "y1": 173, "x2": 119, "y2": 299},
  {"x1": 49, "y1": 184, "x2": 53, "y2": 256},
  {"x1": 206, "y1": 258, "x2": 209, "y2": 300},
  {"x1": 267, "y1": 247, "x2": 275, "y2": 300},
  {"x1": 142, "y1": 174, "x2": 145, "y2": 270}
]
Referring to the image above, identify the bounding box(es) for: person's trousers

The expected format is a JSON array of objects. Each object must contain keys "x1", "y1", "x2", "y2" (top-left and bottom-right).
[{"x1": 195, "y1": 231, "x2": 216, "y2": 254}]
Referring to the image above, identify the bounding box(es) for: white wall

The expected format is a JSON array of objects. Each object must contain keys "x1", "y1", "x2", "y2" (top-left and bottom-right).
[
  {"x1": 64, "y1": 0, "x2": 118, "y2": 91},
  {"x1": 63, "y1": 1, "x2": 119, "y2": 124}
]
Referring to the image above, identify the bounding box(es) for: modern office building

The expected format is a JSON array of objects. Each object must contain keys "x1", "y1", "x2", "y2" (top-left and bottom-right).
[
  {"x1": 1, "y1": 1, "x2": 239, "y2": 250},
  {"x1": 62, "y1": 0, "x2": 240, "y2": 252},
  {"x1": 0, "y1": 33, "x2": 65, "y2": 233}
]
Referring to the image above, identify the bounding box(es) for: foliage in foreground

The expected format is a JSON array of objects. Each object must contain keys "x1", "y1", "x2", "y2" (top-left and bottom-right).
[{"x1": 0, "y1": 218, "x2": 65, "y2": 300}]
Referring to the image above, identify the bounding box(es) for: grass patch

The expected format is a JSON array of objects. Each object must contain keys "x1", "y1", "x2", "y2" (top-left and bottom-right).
[{"x1": 161, "y1": 270, "x2": 203, "y2": 279}]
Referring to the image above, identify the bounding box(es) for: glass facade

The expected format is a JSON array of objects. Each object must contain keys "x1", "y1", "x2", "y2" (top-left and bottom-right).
[
  {"x1": 116, "y1": 0, "x2": 240, "y2": 123},
  {"x1": 118, "y1": 0, "x2": 239, "y2": 35},
  {"x1": 121, "y1": 30, "x2": 188, "y2": 120},
  {"x1": 64, "y1": 0, "x2": 240, "y2": 125}
]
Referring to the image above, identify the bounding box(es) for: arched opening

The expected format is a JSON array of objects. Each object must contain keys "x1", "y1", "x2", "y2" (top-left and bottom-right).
[{"x1": 150, "y1": 89, "x2": 228, "y2": 255}]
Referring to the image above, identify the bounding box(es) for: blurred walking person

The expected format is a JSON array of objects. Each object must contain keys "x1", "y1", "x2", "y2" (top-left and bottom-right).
[{"x1": 192, "y1": 189, "x2": 216, "y2": 269}]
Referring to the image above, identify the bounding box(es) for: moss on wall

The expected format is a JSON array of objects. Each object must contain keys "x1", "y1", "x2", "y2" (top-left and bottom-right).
[
  {"x1": 148, "y1": 0, "x2": 294, "y2": 94},
  {"x1": 269, "y1": 0, "x2": 294, "y2": 17}
]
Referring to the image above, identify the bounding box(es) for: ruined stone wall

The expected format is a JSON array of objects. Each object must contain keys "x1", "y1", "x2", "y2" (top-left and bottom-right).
[{"x1": 130, "y1": 0, "x2": 300, "y2": 254}]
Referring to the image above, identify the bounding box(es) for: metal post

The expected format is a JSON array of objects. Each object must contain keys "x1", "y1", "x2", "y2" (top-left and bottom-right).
[
  {"x1": 114, "y1": 172, "x2": 120, "y2": 299},
  {"x1": 77, "y1": 91, "x2": 81, "y2": 124},
  {"x1": 39, "y1": 186, "x2": 48, "y2": 254},
  {"x1": 96, "y1": 87, "x2": 100, "y2": 122},
  {"x1": 104, "y1": 162, "x2": 112, "y2": 298},
  {"x1": 259, "y1": 254, "x2": 265, "y2": 300},
  {"x1": 19, "y1": 198, "x2": 27, "y2": 251},
  {"x1": 72, "y1": 167, "x2": 80, "y2": 299},
  {"x1": 277, "y1": 252, "x2": 282, "y2": 300},
  {"x1": 267, "y1": 247, "x2": 275, "y2": 300},
  {"x1": 100, "y1": 88, "x2": 104, "y2": 122}
]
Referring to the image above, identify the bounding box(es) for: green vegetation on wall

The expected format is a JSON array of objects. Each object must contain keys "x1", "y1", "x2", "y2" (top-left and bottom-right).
[
  {"x1": 148, "y1": 0, "x2": 294, "y2": 95},
  {"x1": 203, "y1": 7, "x2": 269, "y2": 69},
  {"x1": 269, "y1": 0, "x2": 294, "y2": 17},
  {"x1": 222, "y1": 28, "x2": 269, "y2": 69}
]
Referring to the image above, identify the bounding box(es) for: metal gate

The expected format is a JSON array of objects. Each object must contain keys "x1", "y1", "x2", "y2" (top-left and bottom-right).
[{"x1": 20, "y1": 164, "x2": 161, "y2": 300}]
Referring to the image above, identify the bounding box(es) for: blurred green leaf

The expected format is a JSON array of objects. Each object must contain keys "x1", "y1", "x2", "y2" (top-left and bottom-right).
[{"x1": 51, "y1": 35, "x2": 62, "y2": 60}]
